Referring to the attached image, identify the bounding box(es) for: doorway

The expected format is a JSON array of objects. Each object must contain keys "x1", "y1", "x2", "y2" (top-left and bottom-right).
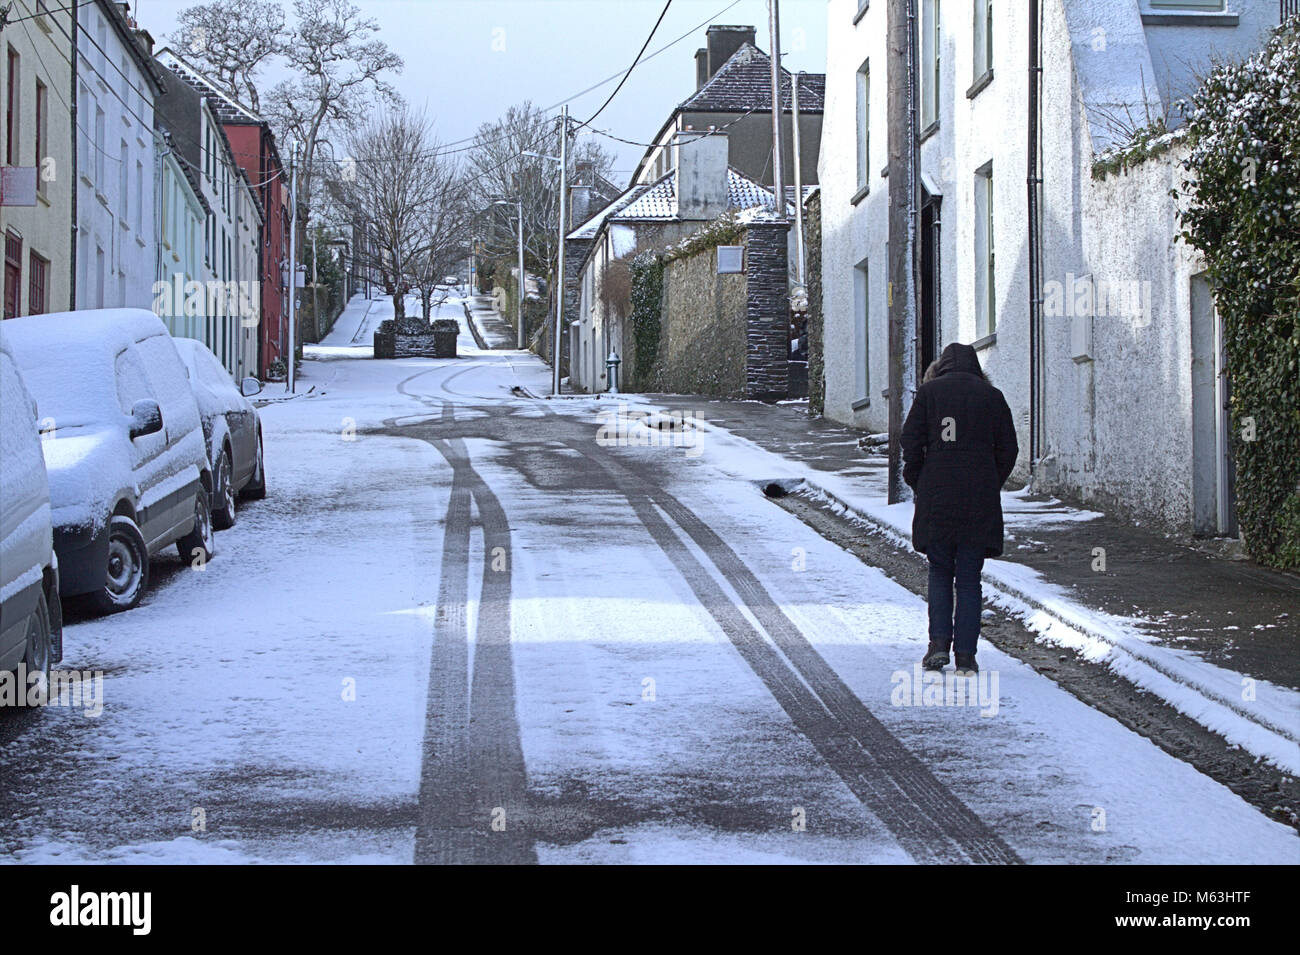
[
  {"x1": 1191, "y1": 273, "x2": 1237, "y2": 537},
  {"x1": 919, "y1": 191, "x2": 941, "y2": 382}
]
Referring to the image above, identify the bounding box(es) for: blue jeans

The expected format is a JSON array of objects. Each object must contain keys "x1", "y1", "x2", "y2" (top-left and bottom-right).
[{"x1": 927, "y1": 540, "x2": 985, "y2": 656}]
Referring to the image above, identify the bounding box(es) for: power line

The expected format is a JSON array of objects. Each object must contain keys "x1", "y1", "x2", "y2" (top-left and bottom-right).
[{"x1": 573, "y1": 0, "x2": 673, "y2": 132}]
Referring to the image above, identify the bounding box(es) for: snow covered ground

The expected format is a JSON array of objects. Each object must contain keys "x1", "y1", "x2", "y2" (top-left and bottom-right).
[{"x1": 0, "y1": 292, "x2": 1294, "y2": 864}]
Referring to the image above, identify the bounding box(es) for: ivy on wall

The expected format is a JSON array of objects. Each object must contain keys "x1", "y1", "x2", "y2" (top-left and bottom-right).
[
  {"x1": 1177, "y1": 18, "x2": 1300, "y2": 570},
  {"x1": 629, "y1": 252, "x2": 665, "y2": 391}
]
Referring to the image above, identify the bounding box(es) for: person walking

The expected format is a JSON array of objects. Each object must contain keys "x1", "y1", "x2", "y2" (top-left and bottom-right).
[{"x1": 902, "y1": 342, "x2": 1018, "y2": 674}]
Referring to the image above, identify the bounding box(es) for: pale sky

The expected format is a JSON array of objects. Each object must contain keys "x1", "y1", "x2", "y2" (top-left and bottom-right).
[{"x1": 135, "y1": 0, "x2": 829, "y2": 184}]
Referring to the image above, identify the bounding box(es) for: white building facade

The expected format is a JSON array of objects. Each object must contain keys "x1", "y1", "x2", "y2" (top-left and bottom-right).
[
  {"x1": 74, "y1": 0, "x2": 162, "y2": 311},
  {"x1": 819, "y1": 0, "x2": 1281, "y2": 535}
]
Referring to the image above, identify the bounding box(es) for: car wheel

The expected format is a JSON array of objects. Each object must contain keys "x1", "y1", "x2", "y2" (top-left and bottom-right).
[
  {"x1": 88, "y1": 514, "x2": 150, "y2": 614},
  {"x1": 177, "y1": 489, "x2": 215, "y2": 566},
  {"x1": 213, "y1": 447, "x2": 237, "y2": 530},
  {"x1": 241, "y1": 432, "x2": 266, "y2": 500},
  {"x1": 13, "y1": 590, "x2": 53, "y2": 707}
]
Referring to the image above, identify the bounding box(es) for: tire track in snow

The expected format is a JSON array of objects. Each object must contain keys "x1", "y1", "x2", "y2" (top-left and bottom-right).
[
  {"x1": 391, "y1": 393, "x2": 535, "y2": 864},
  {"x1": 565, "y1": 439, "x2": 1021, "y2": 864}
]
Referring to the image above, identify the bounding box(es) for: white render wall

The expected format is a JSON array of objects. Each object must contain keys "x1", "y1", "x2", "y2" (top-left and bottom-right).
[
  {"x1": 819, "y1": 0, "x2": 1277, "y2": 532},
  {"x1": 74, "y1": 0, "x2": 158, "y2": 312}
]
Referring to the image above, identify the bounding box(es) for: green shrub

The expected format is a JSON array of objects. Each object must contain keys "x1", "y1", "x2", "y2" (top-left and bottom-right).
[{"x1": 1177, "y1": 18, "x2": 1300, "y2": 570}]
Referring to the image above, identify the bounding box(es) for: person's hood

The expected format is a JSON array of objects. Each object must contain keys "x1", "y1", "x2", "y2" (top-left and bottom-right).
[{"x1": 933, "y1": 342, "x2": 984, "y2": 378}]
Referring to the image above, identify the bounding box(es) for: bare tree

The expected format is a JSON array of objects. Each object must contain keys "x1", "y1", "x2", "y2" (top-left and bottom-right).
[
  {"x1": 467, "y1": 102, "x2": 566, "y2": 289},
  {"x1": 265, "y1": 0, "x2": 403, "y2": 248},
  {"x1": 331, "y1": 109, "x2": 458, "y2": 323},
  {"x1": 406, "y1": 159, "x2": 474, "y2": 321},
  {"x1": 170, "y1": 0, "x2": 285, "y2": 112}
]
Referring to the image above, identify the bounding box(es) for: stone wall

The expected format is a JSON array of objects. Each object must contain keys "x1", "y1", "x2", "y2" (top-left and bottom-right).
[
  {"x1": 743, "y1": 221, "x2": 792, "y2": 400},
  {"x1": 654, "y1": 217, "x2": 791, "y2": 399},
  {"x1": 658, "y1": 245, "x2": 747, "y2": 396}
]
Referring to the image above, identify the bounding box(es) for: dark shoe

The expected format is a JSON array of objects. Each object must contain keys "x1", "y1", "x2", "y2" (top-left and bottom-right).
[
  {"x1": 922, "y1": 642, "x2": 950, "y2": 671},
  {"x1": 954, "y1": 653, "x2": 979, "y2": 674}
]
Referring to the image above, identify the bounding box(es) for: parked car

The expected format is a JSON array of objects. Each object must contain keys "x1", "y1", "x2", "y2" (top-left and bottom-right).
[
  {"x1": 172, "y1": 337, "x2": 266, "y2": 529},
  {"x1": 0, "y1": 336, "x2": 62, "y2": 682},
  {"x1": 3, "y1": 309, "x2": 215, "y2": 614}
]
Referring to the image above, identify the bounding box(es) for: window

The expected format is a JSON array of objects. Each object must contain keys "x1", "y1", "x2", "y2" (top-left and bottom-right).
[
  {"x1": 854, "y1": 258, "x2": 870, "y2": 401},
  {"x1": 974, "y1": 162, "x2": 995, "y2": 337},
  {"x1": 921, "y1": 0, "x2": 941, "y2": 129},
  {"x1": 856, "y1": 60, "x2": 870, "y2": 193},
  {"x1": 114, "y1": 347, "x2": 155, "y2": 414},
  {"x1": 94, "y1": 106, "x2": 106, "y2": 185},
  {"x1": 135, "y1": 161, "x2": 144, "y2": 233},
  {"x1": 1150, "y1": 0, "x2": 1225, "y2": 7},
  {"x1": 34, "y1": 80, "x2": 47, "y2": 192},
  {"x1": 119, "y1": 141, "x2": 129, "y2": 224},
  {"x1": 28, "y1": 252, "x2": 48, "y2": 315},
  {"x1": 973, "y1": 0, "x2": 992, "y2": 80},
  {"x1": 6, "y1": 48, "x2": 19, "y2": 165},
  {"x1": 4, "y1": 231, "x2": 21, "y2": 319}
]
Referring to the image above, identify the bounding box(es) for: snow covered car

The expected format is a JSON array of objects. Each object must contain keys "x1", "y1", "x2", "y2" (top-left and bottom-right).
[
  {"x1": 0, "y1": 337, "x2": 62, "y2": 680},
  {"x1": 172, "y1": 337, "x2": 266, "y2": 528},
  {"x1": 3, "y1": 310, "x2": 216, "y2": 614}
]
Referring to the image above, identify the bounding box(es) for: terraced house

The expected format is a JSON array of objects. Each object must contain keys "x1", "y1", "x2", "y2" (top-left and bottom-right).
[
  {"x1": 819, "y1": 0, "x2": 1285, "y2": 537},
  {"x1": 1, "y1": 0, "x2": 74, "y2": 317}
]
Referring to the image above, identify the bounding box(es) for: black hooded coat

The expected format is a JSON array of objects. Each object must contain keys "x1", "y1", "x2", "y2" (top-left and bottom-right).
[{"x1": 901, "y1": 343, "x2": 1019, "y2": 557}]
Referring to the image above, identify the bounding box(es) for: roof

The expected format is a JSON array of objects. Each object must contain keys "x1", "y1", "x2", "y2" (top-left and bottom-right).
[
  {"x1": 680, "y1": 44, "x2": 825, "y2": 114},
  {"x1": 612, "y1": 166, "x2": 793, "y2": 221},
  {"x1": 567, "y1": 183, "x2": 654, "y2": 240},
  {"x1": 94, "y1": 0, "x2": 168, "y2": 97},
  {"x1": 155, "y1": 47, "x2": 264, "y2": 125}
]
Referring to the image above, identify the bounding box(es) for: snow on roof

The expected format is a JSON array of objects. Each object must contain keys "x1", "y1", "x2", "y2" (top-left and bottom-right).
[
  {"x1": 679, "y1": 44, "x2": 826, "y2": 113},
  {"x1": 155, "y1": 48, "x2": 264, "y2": 124},
  {"x1": 612, "y1": 166, "x2": 793, "y2": 221},
  {"x1": 566, "y1": 183, "x2": 654, "y2": 240}
]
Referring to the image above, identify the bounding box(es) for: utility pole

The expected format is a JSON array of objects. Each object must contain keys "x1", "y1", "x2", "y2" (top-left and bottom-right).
[
  {"x1": 553, "y1": 104, "x2": 569, "y2": 395},
  {"x1": 767, "y1": 0, "x2": 785, "y2": 217},
  {"x1": 286, "y1": 142, "x2": 298, "y2": 394},
  {"x1": 515, "y1": 202, "x2": 525, "y2": 349},
  {"x1": 791, "y1": 71, "x2": 807, "y2": 287},
  {"x1": 886, "y1": 0, "x2": 920, "y2": 503}
]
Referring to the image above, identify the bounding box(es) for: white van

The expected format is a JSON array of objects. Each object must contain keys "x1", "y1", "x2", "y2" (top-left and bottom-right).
[
  {"x1": 0, "y1": 336, "x2": 62, "y2": 679},
  {"x1": 4, "y1": 310, "x2": 215, "y2": 614}
]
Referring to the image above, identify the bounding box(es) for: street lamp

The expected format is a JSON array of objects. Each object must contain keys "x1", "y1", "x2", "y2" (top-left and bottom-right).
[
  {"x1": 521, "y1": 103, "x2": 569, "y2": 396},
  {"x1": 492, "y1": 198, "x2": 526, "y2": 349}
]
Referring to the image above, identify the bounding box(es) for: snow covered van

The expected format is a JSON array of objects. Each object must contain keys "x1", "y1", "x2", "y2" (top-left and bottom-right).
[
  {"x1": 0, "y1": 337, "x2": 62, "y2": 677},
  {"x1": 3, "y1": 310, "x2": 216, "y2": 614}
]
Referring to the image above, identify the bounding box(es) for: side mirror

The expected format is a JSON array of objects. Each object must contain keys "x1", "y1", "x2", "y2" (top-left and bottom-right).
[
  {"x1": 240, "y1": 377, "x2": 263, "y2": 397},
  {"x1": 129, "y1": 400, "x2": 163, "y2": 440}
]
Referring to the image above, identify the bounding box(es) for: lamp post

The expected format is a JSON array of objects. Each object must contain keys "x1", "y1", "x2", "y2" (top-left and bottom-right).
[
  {"x1": 522, "y1": 103, "x2": 569, "y2": 396},
  {"x1": 492, "y1": 198, "x2": 526, "y2": 348}
]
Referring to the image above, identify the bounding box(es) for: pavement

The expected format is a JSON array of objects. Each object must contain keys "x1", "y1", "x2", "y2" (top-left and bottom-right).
[
  {"x1": 464, "y1": 293, "x2": 517, "y2": 350},
  {"x1": 624, "y1": 392, "x2": 1300, "y2": 766}
]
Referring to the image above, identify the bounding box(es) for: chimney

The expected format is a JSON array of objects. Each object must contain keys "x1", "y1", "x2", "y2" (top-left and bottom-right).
[
  {"x1": 695, "y1": 48, "x2": 709, "y2": 90},
  {"x1": 674, "y1": 130, "x2": 729, "y2": 221},
  {"x1": 705, "y1": 25, "x2": 756, "y2": 79},
  {"x1": 569, "y1": 183, "x2": 592, "y2": 228}
]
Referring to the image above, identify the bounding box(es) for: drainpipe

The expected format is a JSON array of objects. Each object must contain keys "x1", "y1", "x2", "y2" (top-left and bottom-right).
[
  {"x1": 1027, "y1": 0, "x2": 1044, "y2": 480},
  {"x1": 69, "y1": 0, "x2": 79, "y2": 309}
]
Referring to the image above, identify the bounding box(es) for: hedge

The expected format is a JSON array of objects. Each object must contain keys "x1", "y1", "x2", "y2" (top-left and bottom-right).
[{"x1": 1177, "y1": 18, "x2": 1300, "y2": 570}]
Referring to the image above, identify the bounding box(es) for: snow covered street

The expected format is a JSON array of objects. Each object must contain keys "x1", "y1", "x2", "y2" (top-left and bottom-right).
[{"x1": 1, "y1": 296, "x2": 1294, "y2": 865}]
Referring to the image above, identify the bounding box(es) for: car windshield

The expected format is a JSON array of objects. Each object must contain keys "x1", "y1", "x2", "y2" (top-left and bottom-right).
[{"x1": 13, "y1": 347, "x2": 118, "y2": 432}]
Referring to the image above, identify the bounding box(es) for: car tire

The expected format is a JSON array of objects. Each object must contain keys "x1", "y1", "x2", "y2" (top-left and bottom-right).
[
  {"x1": 241, "y1": 431, "x2": 266, "y2": 500},
  {"x1": 13, "y1": 590, "x2": 53, "y2": 707},
  {"x1": 213, "y1": 447, "x2": 237, "y2": 530},
  {"x1": 88, "y1": 514, "x2": 150, "y2": 614},
  {"x1": 177, "y1": 489, "x2": 216, "y2": 566}
]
